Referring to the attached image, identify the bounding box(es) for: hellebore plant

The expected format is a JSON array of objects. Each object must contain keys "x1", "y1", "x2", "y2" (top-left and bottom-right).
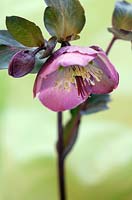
[{"x1": 0, "y1": 0, "x2": 132, "y2": 199}]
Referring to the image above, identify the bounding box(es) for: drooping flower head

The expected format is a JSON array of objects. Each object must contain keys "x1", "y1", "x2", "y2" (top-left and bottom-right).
[{"x1": 33, "y1": 46, "x2": 119, "y2": 111}]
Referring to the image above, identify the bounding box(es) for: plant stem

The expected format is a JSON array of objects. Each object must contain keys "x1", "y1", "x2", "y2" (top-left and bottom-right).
[
  {"x1": 57, "y1": 112, "x2": 66, "y2": 200},
  {"x1": 106, "y1": 36, "x2": 117, "y2": 55}
]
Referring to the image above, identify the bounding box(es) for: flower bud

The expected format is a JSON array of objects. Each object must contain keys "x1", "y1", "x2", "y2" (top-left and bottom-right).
[
  {"x1": 108, "y1": 1, "x2": 132, "y2": 41},
  {"x1": 8, "y1": 50, "x2": 35, "y2": 78},
  {"x1": 112, "y1": 1, "x2": 132, "y2": 31}
]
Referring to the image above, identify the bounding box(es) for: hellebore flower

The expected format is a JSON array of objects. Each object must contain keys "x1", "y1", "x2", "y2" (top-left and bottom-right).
[
  {"x1": 9, "y1": 50, "x2": 35, "y2": 78},
  {"x1": 33, "y1": 46, "x2": 119, "y2": 112}
]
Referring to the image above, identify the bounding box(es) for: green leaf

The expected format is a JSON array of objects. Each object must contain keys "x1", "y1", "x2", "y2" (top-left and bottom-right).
[
  {"x1": 81, "y1": 94, "x2": 111, "y2": 115},
  {"x1": 0, "y1": 30, "x2": 24, "y2": 47},
  {"x1": 112, "y1": 1, "x2": 132, "y2": 31},
  {"x1": 44, "y1": 0, "x2": 85, "y2": 42},
  {"x1": 6, "y1": 16, "x2": 44, "y2": 47},
  {"x1": 108, "y1": 27, "x2": 132, "y2": 41},
  {"x1": 63, "y1": 112, "x2": 80, "y2": 159}
]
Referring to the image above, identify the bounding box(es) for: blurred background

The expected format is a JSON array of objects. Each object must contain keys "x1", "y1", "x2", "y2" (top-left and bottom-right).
[{"x1": 0, "y1": 0, "x2": 132, "y2": 199}]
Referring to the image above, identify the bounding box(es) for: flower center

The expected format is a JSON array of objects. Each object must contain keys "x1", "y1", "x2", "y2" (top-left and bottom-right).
[{"x1": 55, "y1": 63, "x2": 103, "y2": 98}]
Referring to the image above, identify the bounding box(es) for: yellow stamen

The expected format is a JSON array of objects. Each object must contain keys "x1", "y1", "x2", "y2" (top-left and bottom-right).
[{"x1": 54, "y1": 63, "x2": 103, "y2": 98}]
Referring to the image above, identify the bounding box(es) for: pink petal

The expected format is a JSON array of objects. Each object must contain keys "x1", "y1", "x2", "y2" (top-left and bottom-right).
[
  {"x1": 38, "y1": 46, "x2": 99, "y2": 79},
  {"x1": 91, "y1": 52, "x2": 119, "y2": 94},
  {"x1": 35, "y1": 70, "x2": 90, "y2": 111}
]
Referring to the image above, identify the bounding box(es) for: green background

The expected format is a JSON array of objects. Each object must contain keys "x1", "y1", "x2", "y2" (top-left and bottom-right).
[{"x1": 0, "y1": 0, "x2": 132, "y2": 199}]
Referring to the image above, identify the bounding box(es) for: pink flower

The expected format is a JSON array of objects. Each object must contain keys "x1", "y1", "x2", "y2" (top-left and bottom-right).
[{"x1": 33, "y1": 46, "x2": 119, "y2": 112}]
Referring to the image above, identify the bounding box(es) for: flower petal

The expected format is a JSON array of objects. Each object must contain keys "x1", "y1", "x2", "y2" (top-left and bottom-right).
[
  {"x1": 91, "y1": 52, "x2": 119, "y2": 94},
  {"x1": 35, "y1": 70, "x2": 90, "y2": 111},
  {"x1": 38, "y1": 46, "x2": 99, "y2": 78}
]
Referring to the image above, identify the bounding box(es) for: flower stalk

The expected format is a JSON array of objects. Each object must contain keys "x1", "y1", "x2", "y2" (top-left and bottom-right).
[
  {"x1": 106, "y1": 36, "x2": 117, "y2": 55},
  {"x1": 57, "y1": 112, "x2": 66, "y2": 200}
]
